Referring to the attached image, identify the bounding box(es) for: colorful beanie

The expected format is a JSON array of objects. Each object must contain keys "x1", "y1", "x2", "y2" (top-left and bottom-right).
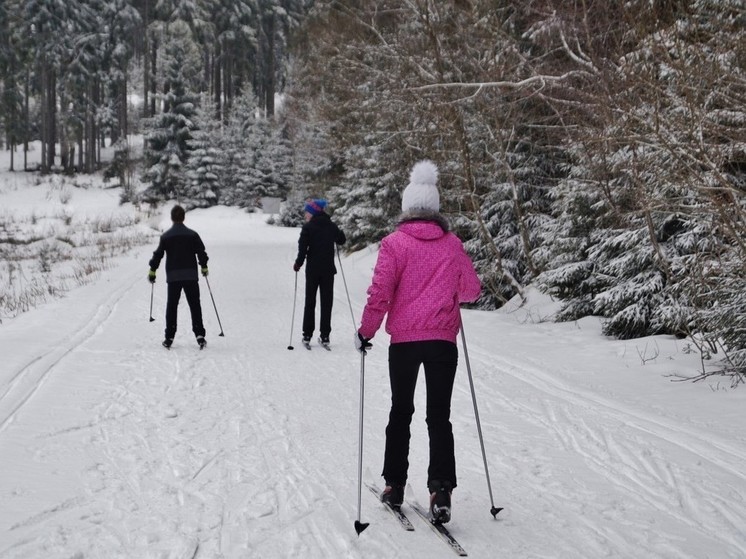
[{"x1": 304, "y1": 199, "x2": 328, "y2": 216}]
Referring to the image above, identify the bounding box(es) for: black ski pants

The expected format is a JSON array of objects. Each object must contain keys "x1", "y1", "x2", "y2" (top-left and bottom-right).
[
  {"x1": 302, "y1": 271, "x2": 334, "y2": 339},
  {"x1": 165, "y1": 280, "x2": 205, "y2": 340},
  {"x1": 382, "y1": 340, "x2": 459, "y2": 491}
]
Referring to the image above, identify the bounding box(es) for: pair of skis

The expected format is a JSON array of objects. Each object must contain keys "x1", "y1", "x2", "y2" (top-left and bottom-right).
[
  {"x1": 366, "y1": 483, "x2": 468, "y2": 556},
  {"x1": 302, "y1": 337, "x2": 331, "y2": 351}
]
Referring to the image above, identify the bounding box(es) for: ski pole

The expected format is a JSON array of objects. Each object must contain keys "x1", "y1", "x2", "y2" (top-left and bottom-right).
[
  {"x1": 204, "y1": 276, "x2": 225, "y2": 337},
  {"x1": 354, "y1": 348, "x2": 369, "y2": 535},
  {"x1": 149, "y1": 282, "x2": 155, "y2": 322},
  {"x1": 336, "y1": 245, "x2": 357, "y2": 326},
  {"x1": 288, "y1": 271, "x2": 298, "y2": 350},
  {"x1": 459, "y1": 311, "x2": 503, "y2": 519},
  {"x1": 336, "y1": 246, "x2": 369, "y2": 534}
]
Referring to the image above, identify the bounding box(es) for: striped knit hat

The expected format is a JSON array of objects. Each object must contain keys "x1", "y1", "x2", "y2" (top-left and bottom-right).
[{"x1": 304, "y1": 199, "x2": 327, "y2": 216}]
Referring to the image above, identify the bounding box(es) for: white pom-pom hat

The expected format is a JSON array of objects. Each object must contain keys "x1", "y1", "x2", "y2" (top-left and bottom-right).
[{"x1": 401, "y1": 160, "x2": 439, "y2": 212}]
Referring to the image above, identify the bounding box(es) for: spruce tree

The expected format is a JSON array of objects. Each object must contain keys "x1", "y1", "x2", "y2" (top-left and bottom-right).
[
  {"x1": 142, "y1": 22, "x2": 199, "y2": 201},
  {"x1": 328, "y1": 143, "x2": 400, "y2": 251},
  {"x1": 219, "y1": 91, "x2": 259, "y2": 207},
  {"x1": 537, "y1": 0, "x2": 746, "y2": 354},
  {"x1": 184, "y1": 95, "x2": 223, "y2": 208}
]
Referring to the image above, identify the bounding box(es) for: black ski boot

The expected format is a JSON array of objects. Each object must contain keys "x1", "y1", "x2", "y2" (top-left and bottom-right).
[
  {"x1": 197, "y1": 336, "x2": 206, "y2": 350},
  {"x1": 162, "y1": 338, "x2": 173, "y2": 349},
  {"x1": 429, "y1": 480, "x2": 452, "y2": 524},
  {"x1": 381, "y1": 484, "x2": 404, "y2": 509}
]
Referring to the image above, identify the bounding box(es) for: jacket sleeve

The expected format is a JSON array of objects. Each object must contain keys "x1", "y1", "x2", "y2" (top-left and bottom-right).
[
  {"x1": 456, "y1": 239, "x2": 481, "y2": 303},
  {"x1": 195, "y1": 234, "x2": 209, "y2": 268},
  {"x1": 295, "y1": 225, "x2": 310, "y2": 267},
  {"x1": 359, "y1": 236, "x2": 398, "y2": 339},
  {"x1": 149, "y1": 237, "x2": 165, "y2": 270}
]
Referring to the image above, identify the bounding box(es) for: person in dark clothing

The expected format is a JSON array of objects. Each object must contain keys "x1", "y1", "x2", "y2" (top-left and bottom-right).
[
  {"x1": 293, "y1": 199, "x2": 346, "y2": 347},
  {"x1": 148, "y1": 205, "x2": 209, "y2": 349}
]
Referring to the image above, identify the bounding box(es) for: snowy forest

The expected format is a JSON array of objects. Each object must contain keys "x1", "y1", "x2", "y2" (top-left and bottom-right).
[{"x1": 1, "y1": 0, "x2": 745, "y2": 383}]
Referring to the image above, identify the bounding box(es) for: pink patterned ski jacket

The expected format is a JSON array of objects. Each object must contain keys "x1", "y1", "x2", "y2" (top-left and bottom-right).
[{"x1": 359, "y1": 214, "x2": 481, "y2": 344}]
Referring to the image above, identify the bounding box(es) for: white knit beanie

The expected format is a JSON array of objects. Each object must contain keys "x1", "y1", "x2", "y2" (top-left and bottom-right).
[{"x1": 401, "y1": 160, "x2": 439, "y2": 212}]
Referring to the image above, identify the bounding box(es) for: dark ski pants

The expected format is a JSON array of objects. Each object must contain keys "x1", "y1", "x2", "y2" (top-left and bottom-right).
[
  {"x1": 302, "y1": 271, "x2": 334, "y2": 339},
  {"x1": 165, "y1": 280, "x2": 205, "y2": 340},
  {"x1": 382, "y1": 340, "x2": 458, "y2": 491}
]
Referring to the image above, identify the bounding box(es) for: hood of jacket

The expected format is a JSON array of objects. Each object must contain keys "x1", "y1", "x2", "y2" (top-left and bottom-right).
[{"x1": 397, "y1": 209, "x2": 450, "y2": 240}]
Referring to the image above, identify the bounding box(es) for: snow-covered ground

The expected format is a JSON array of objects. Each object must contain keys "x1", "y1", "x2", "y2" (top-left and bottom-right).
[{"x1": 1, "y1": 168, "x2": 746, "y2": 558}]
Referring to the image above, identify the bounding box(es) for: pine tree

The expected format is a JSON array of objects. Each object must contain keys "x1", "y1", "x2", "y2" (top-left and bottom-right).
[
  {"x1": 18, "y1": 0, "x2": 86, "y2": 172},
  {"x1": 219, "y1": 91, "x2": 259, "y2": 206},
  {"x1": 142, "y1": 22, "x2": 200, "y2": 201},
  {"x1": 201, "y1": 0, "x2": 256, "y2": 119},
  {"x1": 99, "y1": 0, "x2": 141, "y2": 144},
  {"x1": 60, "y1": 0, "x2": 110, "y2": 172},
  {"x1": 328, "y1": 144, "x2": 400, "y2": 251},
  {"x1": 184, "y1": 95, "x2": 223, "y2": 208},
  {"x1": 537, "y1": 0, "x2": 746, "y2": 353},
  {"x1": 250, "y1": 117, "x2": 294, "y2": 200}
]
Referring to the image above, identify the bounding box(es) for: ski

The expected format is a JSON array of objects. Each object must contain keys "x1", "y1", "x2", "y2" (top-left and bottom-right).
[
  {"x1": 409, "y1": 501, "x2": 467, "y2": 556},
  {"x1": 302, "y1": 340, "x2": 312, "y2": 350},
  {"x1": 366, "y1": 483, "x2": 415, "y2": 531}
]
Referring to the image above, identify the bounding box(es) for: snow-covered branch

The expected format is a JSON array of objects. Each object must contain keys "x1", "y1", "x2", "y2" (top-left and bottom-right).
[{"x1": 408, "y1": 71, "x2": 590, "y2": 92}]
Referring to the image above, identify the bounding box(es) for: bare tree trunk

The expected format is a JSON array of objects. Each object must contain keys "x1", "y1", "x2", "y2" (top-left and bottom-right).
[
  {"x1": 85, "y1": 82, "x2": 94, "y2": 172},
  {"x1": 59, "y1": 91, "x2": 70, "y2": 172},
  {"x1": 150, "y1": 37, "x2": 157, "y2": 117},
  {"x1": 204, "y1": 46, "x2": 211, "y2": 101},
  {"x1": 111, "y1": 94, "x2": 120, "y2": 145},
  {"x1": 23, "y1": 68, "x2": 29, "y2": 171},
  {"x1": 224, "y1": 52, "x2": 232, "y2": 112},
  {"x1": 214, "y1": 42, "x2": 222, "y2": 119},
  {"x1": 78, "y1": 136, "x2": 83, "y2": 170},
  {"x1": 116, "y1": 73, "x2": 128, "y2": 141},
  {"x1": 143, "y1": 0, "x2": 150, "y2": 118},
  {"x1": 40, "y1": 64, "x2": 47, "y2": 172},
  {"x1": 265, "y1": 12, "x2": 275, "y2": 117},
  {"x1": 95, "y1": 78, "x2": 102, "y2": 167},
  {"x1": 46, "y1": 69, "x2": 56, "y2": 171}
]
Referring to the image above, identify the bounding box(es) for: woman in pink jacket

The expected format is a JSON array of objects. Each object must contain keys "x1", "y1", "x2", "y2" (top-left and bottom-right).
[{"x1": 355, "y1": 160, "x2": 481, "y2": 524}]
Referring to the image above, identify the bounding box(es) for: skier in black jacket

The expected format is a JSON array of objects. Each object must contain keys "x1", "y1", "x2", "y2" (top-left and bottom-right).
[
  {"x1": 293, "y1": 199, "x2": 346, "y2": 347},
  {"x1": 148, "y1": 205, "x2": 209, "y2": 349}
]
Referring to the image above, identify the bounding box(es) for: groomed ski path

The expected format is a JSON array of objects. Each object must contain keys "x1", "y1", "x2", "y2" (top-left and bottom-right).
[{"x1": 2, "y1": 208, "x2": 746, "y2": 558}]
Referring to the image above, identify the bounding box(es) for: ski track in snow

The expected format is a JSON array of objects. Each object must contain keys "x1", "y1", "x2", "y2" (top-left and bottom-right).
[
  {"x1": 1, "y1": 211, "x2": 746, "y2": 558},
  {"x1": 461, "y1": 342, "x2": 746, "y2": 558},
  {"x1": 0, "y1": 278, "x2": 135, "y2": 433},
  {"x1": 1, "y1": 236, "x2": 402, "y2": 559}
]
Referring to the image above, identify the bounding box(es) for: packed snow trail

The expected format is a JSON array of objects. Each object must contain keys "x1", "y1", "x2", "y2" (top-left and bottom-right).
[{"x1": 1, "y1": 208, "x2": 746, "y2": 558}]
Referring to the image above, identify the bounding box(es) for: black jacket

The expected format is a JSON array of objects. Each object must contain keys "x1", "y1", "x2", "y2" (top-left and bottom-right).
[
  {"x1": 149, "y1": 223, "x2": 209, "y2": 282},
  {"x1": 295, "y1": 213, "x2": 346, "y2": 276}
]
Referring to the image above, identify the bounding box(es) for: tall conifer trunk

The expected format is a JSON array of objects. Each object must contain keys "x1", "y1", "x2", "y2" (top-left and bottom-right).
[{"x1": 265, "y1": 12, "x2": 275, "y2": 117}]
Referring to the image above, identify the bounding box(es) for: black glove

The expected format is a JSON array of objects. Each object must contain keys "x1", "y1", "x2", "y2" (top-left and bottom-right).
[
  {"x1": 354, "y1": 331, "x2": 372, "y2": 353},
  {"x1": 293, "y1": 262, "x2": 301, "y2": 272}
]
